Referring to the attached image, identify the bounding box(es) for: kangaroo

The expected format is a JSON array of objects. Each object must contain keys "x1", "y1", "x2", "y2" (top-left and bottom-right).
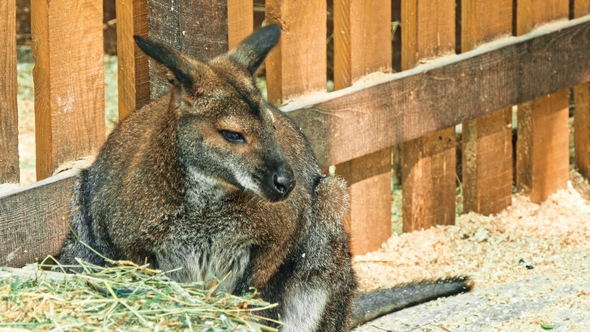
[{"x1": 59, "y1": 24, "x2": 470, "y2": 331}]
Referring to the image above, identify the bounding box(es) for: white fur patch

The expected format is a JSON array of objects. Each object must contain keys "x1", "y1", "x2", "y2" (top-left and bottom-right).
[
  {"x1": 280, "y1": 286, "x2": 328, "y2": 332},
  {"x1": 156, "y1": 245, "x2": 250, "y2": 294},
  {"x1": 232, "y1": 168, "x2": 261, "y2": 195}
]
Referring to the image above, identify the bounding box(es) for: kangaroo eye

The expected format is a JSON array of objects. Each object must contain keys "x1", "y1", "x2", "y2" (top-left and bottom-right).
[{"x1": 220, "y1": 130, "x2": 247, "y2": 143}]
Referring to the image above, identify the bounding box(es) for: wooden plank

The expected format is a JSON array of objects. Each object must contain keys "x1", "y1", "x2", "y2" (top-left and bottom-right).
[
  {"x1": 461, "y1": 0, "x2": 513, "y2": 215},
  {"x1": 463, "y1": 109, "x2": 512, "y2": 214},
  {"x1": 400, "y1": 0, "x2": 456, "y2": 231},
  {"x1": 333, "y1": 0, "x2": 392, "y2": 90},
  {"x1": 147, "y1": 0, "x2": 229, "y2": 98},
  {"x1": 574, "y1": 0, "x2": 590, "y2": 18},
  {"x1": 332, "y1": 0, "x2": 392, "y2": 255},
  {"x1": 515, "y1": 0, "x2": 569, "y2": 203},
  {"x1": 516, "y1": 89, "x2": 570, "y2": 203},
  {"x1": 116, "y1": 0, "x2": 149, "y2": 121},
  {"x1": 336, "y1": 149, "x2": 392, "y2": 254},
  {"x1": 31, "y1": 0, "x2": 106, "y2": 181},
  {"x1": 265, "y1": 0, "x2": 326, "y2": 106},
  {"x1": 402, "y1": 128, "x2": 456, "y2": 231},
  {"x1": 228, "y1": 0, "x2": 253, "y2": 50},
  {"x1": 573, "y1": 1, "x2": 590, "y2": 178},
  {"x1": 401, "y1": 0, "x2": 455, "y2": 70},
  {"x1": 282, "y1": 16, "x2": 590, "y2": 168},
  {"x1": 575, "y1": 83, "x2": 590, "y2": 177},
  {"x1": 0, "y1": 170, "x2": 77, "y2": 268},
  {"x1": 0, "y1": 0, "x2": 20, "y2": 185}
]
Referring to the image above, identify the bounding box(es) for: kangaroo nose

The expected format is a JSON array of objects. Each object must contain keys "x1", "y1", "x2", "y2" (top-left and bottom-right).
[{"x1": 273, "y1": 170, "x2": 296, "y2": 197}]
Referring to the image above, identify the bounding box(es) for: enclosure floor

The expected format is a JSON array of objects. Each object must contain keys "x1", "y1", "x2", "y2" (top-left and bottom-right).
[{"x1": 352, "y1": 169, "x2": 590, "y2": 331}]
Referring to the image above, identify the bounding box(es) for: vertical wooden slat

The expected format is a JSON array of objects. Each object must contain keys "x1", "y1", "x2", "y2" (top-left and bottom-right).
[
  {"x1": 336, "y1": 149, "x2": 392, "y2": 255},
  {"x1": 31, "y1": 0, "x2": 105, "y2": 181},
  {"x1": 116, "y1": 0, "x2": 149, "y2": 121},
  {"x1": 265, "y1": 0, "x2": 326, "y2": 106},
  {"x1": 573, "y1": 1, "x2": 590, "y2": 178},
  {"x1": 461, "y1": 0, "x2": 513, "y2": 215},
  {"x1": 147, "y1": 0, "x2": 230, "y2": 98},
  {"x1": 332, "y1": 0, "x2": 392, "y2": 255},
  {"x1": 402, "y1": 129, "x2": 457, "y2": 231},
  {"x1": 400, "y1": 0, "x2": 457, "y2": 232},
  {"x1": 0, "y1": 0, "x2": 20, "y2": 185},
  {"x1": 515, "y1": 0, "x2": 570, "y2": 203},
  {"x1": 228, "y1": 0, "x2": 254, "y2": 50}
]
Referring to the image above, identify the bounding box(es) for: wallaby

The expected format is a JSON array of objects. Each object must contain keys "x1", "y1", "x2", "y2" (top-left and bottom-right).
[{"x1": 59, "y1": 24, "x2": 471, "y2": 331}]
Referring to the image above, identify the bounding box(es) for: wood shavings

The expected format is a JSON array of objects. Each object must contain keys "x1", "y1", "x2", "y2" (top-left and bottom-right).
[{"x1": 353, "y1": 170, "x2": 590, "y2": 329}]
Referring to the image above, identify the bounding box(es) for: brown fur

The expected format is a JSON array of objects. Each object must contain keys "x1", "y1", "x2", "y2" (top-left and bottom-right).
[{"x1": 60, "y1": 25, "x2": 470, "y2": 331}]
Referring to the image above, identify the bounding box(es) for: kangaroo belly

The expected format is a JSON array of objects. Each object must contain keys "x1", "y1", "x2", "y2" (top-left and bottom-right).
[{"x1": 155, "y1": 241, "x2": 250, "y2": 293}]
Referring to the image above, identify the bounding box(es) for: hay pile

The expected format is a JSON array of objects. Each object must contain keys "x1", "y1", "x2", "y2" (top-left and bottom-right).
[{"x1": 0, "y1": 258, "x2": 278, "y2": 331}]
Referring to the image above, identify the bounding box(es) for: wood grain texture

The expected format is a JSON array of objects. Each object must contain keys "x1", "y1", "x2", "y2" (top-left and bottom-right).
[
  {"x1": 401, "y1": 128, "x2": 456, "y2": 232},
  {"x1": 400, "y1": 0, "x2": 457, "y2": 231},
  {"x1": 0, "y1": 170, "x2": 77, "y2": 268},
  {"x1": 574, "y1": 0, "x2": 590, "y2": 18},
  {"x1": 332, "y1": 0, "x2": 392, "y2": 254},
  {"x1": 463, "y1": 109, "x2": 513, "y2": 215},
  {"x1": 336, "y1": 149, "x2": 392, "y2": 255},
  {"x1": 228, "y1": 0, "x2": 253, "y2": 50},
  {"x1": 31, "y1": 0, "x2": 106, "y2": 181},
  {"x1": 116, "y1": 0, "x2": 150, "y2": 121},
  {"x1": 265, "y1": 0, "x2": 326, "y2": 106},
  {"x1": 574, "y1": 1, "x2": 590, "y2": 179},
  {"x1": 515, "y1": 0, "x2": 570, "y2": 203},
  {"x1": 574, "y1": 83, "x2": 590, "y2": 178},
  {"x1": 401, "y1": 0, "x2": 455, "y2": 70},
  {"x1": 0, "y1": 0, "x2": 20, "y2": 184},
  {"x1": 333, "y1": 0, "x2": 392, "y2": 90},
  {"x1": 461, "y1": 0, "x2": 513, "y2": 215},
  {"x1": 516, "y1": 0, "x2": 569, "y2": 36},
  {"x1": 147, "y1": 0, "x2": 229, "y2": 98},
  {"x1": 516, "y1": 90, "x2": 570, "y2": 203},
  {"x1": 283, "y1": 17, "x2": 590, "y2": 169}
]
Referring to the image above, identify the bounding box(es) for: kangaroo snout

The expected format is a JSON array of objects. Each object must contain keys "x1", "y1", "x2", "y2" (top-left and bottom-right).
[{"x1": 272, "y1": 168, "x2": 296, "y2": 197}]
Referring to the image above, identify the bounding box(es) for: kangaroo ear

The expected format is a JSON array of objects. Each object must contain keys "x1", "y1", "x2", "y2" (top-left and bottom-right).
[
  {"x1": 134, "y1": 36, "x2": 194, "y2": 87},
  {"x1": 229, "y1": 24, "x2": 281, "y2": 75}
]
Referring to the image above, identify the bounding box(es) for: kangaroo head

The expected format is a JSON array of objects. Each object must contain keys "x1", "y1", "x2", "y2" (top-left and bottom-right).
[{"x1": 134, "y1": 25, "x2": 295, "y2": 203}]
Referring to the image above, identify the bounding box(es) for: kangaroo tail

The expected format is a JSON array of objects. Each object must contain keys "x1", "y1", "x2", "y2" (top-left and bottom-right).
[{"x1": 350, "y1": 276, "x2": 472, "y2": 328}]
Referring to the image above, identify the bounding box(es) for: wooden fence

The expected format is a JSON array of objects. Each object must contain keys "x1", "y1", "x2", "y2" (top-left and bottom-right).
[{"x1": 1, "y1": 0, "x2": 590, "y2": 268}]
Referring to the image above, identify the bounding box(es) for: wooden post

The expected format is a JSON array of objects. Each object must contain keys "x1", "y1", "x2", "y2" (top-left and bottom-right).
[
  {"x1": 228, "y1": 0, "x2": 253, "y2": 50},
  {"x1": 400, "y1": 0, "x2": 457, "y2": 232},
  {"x1": 461, "y1": 0, "x2": 513, "y2": 215},
  {"x1": 147, "y1": 0, "x2": 231, "y2": 98},
  {"x1": 31, "y1": 0, "x2": 106, "y2": 181},
  {"x1": 0, "y1": 0, "x2": 20, "y2": 185},
  {"x1": 265, "y1": 0, "x2": 326, "y2": 106},
  {"x1": 116, "y1": 0, "x2": 149, "y2": 121},
  {"x1": 515, "y1": 0, "x2": 570, "y2": 203},
  {"x1": 573, "y1": 1, "x2": 590, "y2": 178},
  {"x1": 332, "y1": 0, "x2": 392, "y2": 255}
]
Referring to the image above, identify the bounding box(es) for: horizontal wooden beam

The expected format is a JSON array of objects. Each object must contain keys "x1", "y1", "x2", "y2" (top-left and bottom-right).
[
  {"x1": 0, "y1": 170, "x2": 77, "y2": 267},
  {"x1": 284, "y1": 16, "x2": 590, "y2": 168}
]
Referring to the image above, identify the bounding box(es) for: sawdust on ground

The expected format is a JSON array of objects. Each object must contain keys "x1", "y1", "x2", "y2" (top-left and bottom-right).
[{"x1": 352, "y1": 169, "x2": 590, "y2": 329}]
